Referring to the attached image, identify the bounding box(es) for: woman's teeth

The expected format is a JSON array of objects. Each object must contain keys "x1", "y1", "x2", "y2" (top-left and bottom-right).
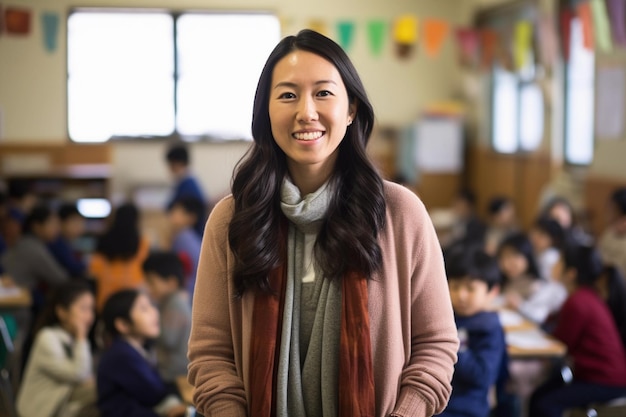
[{"x1": 293, "y1": 131, "x2": 323, "y2": 141}]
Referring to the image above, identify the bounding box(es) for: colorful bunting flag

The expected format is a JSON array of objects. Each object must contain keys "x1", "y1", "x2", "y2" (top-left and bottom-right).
[
  {"x1": 560, "y1": 8, "x2": 574, "y2": 61},
  {"x1": 607, "y1": 0, "x2": 626, "y2": 47},
  {"x1": 514, "y1": 21, "x2": 533, "y2": 70},
  {"x1": 5, "y1": 6, "x2": 31, "y2": 35},
  {"x1": 336, "y1": 21, "x2": 355, "y2": 51},
  {"x1": 480, "y1": 29, "x2": 498, "y2": 69},
  {"x1": 455, "y1": 28, "x2": 480, "y2": 68},
  {"x1": 308, "y1": 19, "x2": 329, "y2": 37},
  {"x1": 537, "y1": 14, "x2": 559, "y2": 69},
  {"x1": 366, "y1": 20, "x2": 387, "y2": 57},
  {"x1": 393, "y1": 15, "x2": 418, "y2": 59},
  {"x1": 41, "y1": 11, "x2": 59, "y2": 53},
  {"x1": 590, "y1": 0, "x2": 612, "y2": 52},
  {"x1": 423, "y1": 19, "x2": 449, "y2": 58},
  {"x1": 576, "y1": 2, "x2": 594, "y2": 50}
]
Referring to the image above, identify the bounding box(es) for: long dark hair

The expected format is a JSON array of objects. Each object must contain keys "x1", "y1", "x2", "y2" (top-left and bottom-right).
[
  {"x1": 229, "y1": 29, "x2": 386, "y2": 295},
  {"x1": 101, "y1": 289, "x2": 141, "y2": 339},
  {"x1": 96, "y1": 203, "x2": 140, "y2": 261},
  {"x1": 33, "y1": 281, "x2": 94, "y2": 335},
  {"x1": 563, "y1": 245, "x2": 626, "y2": 347}
]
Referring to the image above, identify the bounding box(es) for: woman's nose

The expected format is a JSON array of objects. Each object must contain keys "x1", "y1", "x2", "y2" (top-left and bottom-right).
[{"x1": 297, "y1": 96, "x2": 318, "y2": 122}]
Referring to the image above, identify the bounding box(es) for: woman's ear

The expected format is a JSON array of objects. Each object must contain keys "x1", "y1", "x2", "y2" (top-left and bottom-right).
[
  {"x1": 348, "y1": 100, "x2": 357, "y2": 124},
  {"x1": 114, "y1": 317, "x2": 131, "y2": 335}
]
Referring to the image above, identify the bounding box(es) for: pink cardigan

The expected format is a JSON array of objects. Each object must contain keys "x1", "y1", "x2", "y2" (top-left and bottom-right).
[{"x1": 188, "y1": 181, "x2": 458, "y2": 417}]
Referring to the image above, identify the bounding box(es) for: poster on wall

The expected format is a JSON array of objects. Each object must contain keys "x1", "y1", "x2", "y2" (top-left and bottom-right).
[
  {"x1": 596, "y1": 65, "x2": 625, "y2": 140},
  {"x1": 5, "y1": 6, "x2": 31, "y2": 35}
]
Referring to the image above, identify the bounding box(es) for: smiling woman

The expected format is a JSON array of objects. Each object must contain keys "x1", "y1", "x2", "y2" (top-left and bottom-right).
[{"x1": 187, "y1": 29, "x2": 459, "y2": 417}]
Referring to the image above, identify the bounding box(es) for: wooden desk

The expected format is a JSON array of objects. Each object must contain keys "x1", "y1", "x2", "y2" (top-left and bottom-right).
[
  {"x1": 176, "y1": 375, "x2": 194, "y2": 405},
  {"x1": 498, "y1": 309, "x2": 567, "y2": 359},
  {"x1": 0, "y1": 287, "x2": 32, "y2": 309}
]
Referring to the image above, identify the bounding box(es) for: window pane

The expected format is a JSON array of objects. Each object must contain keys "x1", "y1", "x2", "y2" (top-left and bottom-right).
[
  {"x1": 519, "y1": 83, "x2": 544, "y2": 151},
  {"x1": 565, "y1": 18, "x2": 595, "y2": 165},
  {"x1": 68, "y1": 12, "x2": 175, "y2": 142},
  {"x1": 176, "y1": 13, "x2": 280, "y2": 140},
  {"x1": 492, "y1": 67, "x2": 519, "y2": 154}
]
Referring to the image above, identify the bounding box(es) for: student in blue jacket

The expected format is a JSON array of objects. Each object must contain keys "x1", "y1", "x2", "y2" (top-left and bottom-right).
[
  {"x1": 438, "y1": 245, "x2": 506, "y2": 417},
  {"x1": 97, "y1": 289, "x2": 188, "y2": 417}
]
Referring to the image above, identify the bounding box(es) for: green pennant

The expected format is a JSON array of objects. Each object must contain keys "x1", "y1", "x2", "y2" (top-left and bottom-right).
[
  {"x1": 367, "y1": 20, "x2": 387, "y2": 56},
  {"x1": 336, "y1": 21, "x2": 355, "y2": 51}
]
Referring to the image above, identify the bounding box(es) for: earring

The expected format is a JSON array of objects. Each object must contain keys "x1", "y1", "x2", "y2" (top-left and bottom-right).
[{"x1": 347, "y1": 119, "x2": 352, "y2": 126}]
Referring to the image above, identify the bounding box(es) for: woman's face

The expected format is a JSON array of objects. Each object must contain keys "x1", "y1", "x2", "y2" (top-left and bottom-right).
[
  {"x1": 269, "y1": 50, "x2": 355, "y2": 188},
  {"x1": 498, "y1": 246, "x2": 529, "y2": 280}
]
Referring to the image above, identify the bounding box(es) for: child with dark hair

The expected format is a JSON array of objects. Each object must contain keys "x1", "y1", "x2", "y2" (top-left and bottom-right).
[
  {"x1": 167, "y1": 197, "x2": 204, "y2": 297},
  {"x1": 498, "y1": 230, "x2": 566, "y2": 325},
  {"x1": 89, "y1": 202, "x2": 150, "y2": 312},
  {"x1": 529, "y1": 217, "x2": 565, "y2": 282},
  {"x1": 48, "y1": 201, "x2": 87, "y2": 278},
  {"x1": 97, "y1": 289, "x2": 188, "y2": 417},
  {"x1": 541, "y1": 196, "x2": 593, "y2": 247},
  {"x1": 439, "y1": 246, "x2": 505, "y2": 417},
  {"x1": 596, "y1": 265, "x2": 626, "y2": 351},
  {"x1": 17, "y1": 281, "x2": 96, "y2": 417},
  {"x1": 443, "y1": 188, "x2": 487, "y2": 250},
  {"x1": 143, "y1": 251, "x2": 192, "y2": 383},
  {"x1": 165, "y1": 143, "x2": 206, "y2": 236},
  {"x1": 599, "y1": 187, "x2": 626, "y2": 277},
  {"x1": 529, "y1": 245, "x2": 626, "y2": 417},
  {"x1": 485, "y1": 196, "x2": 519, "y2": 255}
]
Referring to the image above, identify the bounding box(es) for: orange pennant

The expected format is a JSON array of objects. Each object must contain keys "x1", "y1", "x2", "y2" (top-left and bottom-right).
[
  {"x1": 423, "y1": 19, "x2": 449, "y2": 57},
  {"x1": 577, "y1": 2, "x2": 594, "y2": 50}
]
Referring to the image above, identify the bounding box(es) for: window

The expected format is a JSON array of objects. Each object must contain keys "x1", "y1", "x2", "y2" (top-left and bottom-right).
[
  {"x1": 564, "y1": 17, "x2": 595, "y2": 165},
  {"x1": 491, "y1": 62, "x2": 544, "y2": 154},
  {"x1": 67, "y1": 10, "x2": 280, "y2": 143}
]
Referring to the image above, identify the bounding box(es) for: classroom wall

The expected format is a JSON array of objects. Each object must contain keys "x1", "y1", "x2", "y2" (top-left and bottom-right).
[{"x1": 0, "y1": 0, "x2": 476, "y2": 199}]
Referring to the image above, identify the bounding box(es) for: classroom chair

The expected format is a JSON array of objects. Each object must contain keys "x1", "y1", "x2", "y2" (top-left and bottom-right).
[{"x1": 0, "y1": 315, "x2": 18, "y2": 417}]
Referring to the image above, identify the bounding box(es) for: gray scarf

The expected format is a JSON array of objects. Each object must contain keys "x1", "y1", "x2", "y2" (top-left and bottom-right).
[{"x1": 277, "y1": 177, "x2": 342, "y2": 417}]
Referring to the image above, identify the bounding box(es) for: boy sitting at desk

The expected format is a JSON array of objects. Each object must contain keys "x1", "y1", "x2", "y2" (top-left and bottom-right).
[
  {"x1": 438, "y1": 246, "x2": 506, "y2": 417},
  {"x1": 143, "y1": 251, "x2": 192, "y2": 385}
]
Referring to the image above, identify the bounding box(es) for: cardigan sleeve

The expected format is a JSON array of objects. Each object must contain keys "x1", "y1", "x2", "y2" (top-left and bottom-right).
[
  {"x1": 32, "y1": 328, "x2": 92, "y2": 383},
  {"x1": 187, "y1": 197, "x2": 247, "y2": 417},
  {"x1": 390, "y1": 188, "x2": 459, "y2": 417}
]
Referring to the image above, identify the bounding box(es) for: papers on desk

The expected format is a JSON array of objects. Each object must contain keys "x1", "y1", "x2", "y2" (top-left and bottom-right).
[
  {"x1": 498, "y1": 309, "x2": 524, "y2": 328},
  {"x1": 506, "y1": 329, "x2": 553, "y2": 349},
  {"x1": 0, "y1": 286, "x2": 22, "y2": 298}
]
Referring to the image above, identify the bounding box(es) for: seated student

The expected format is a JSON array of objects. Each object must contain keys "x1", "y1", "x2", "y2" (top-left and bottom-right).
[
  {"x1": 595, "y1": 265, "x2": 626, "y2": 351},
  {"x1": 529, "y1": 217, "x2": 564, "y2": 282},
  {"x1": 97, "y1": 289, "x2": 188, "y2": 417},
  {"x1": 167, "y1": 196, "x2": 204, "y2": 297},
  {"x1": 165, "y1": 143, "x2": 206, "y2": 236},
  {"x1": 498, "y1": 231, "x2": 565, "y2": 326},
  {"x1": 17, "y1": 281, "x2": 96, "y2": 417},
  {"x1": 484, "y1": 196, "x2": 519, "y2": 256},
  {"x1": 529, "y1": 245, "x2": 626, "y2": 417},
  {"x1": 89, "y1": 202, "x2": 150, "y2": 312},
  {"x1": 599, "y1": 187, "x2": 626, "y2": 277},
  {"x1": 48, "y1": 202, "x2": 87, "y2": 279},
  {"x1": 143, "y1": 251, "x2": 192, "y2": 383},
  {"x1": 541, "y1": 196, "x2": 593, "y2": 247},
  {"x1": 439, "y1": 246, "x2": 505, "y2": 417},
  {"x1": 441, "y1": 188, "x2": 487, "y2": 250}
]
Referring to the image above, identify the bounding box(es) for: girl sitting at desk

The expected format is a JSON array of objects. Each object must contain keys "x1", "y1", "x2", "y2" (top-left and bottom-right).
[{"x1": 529, "y1": 245, "x2": 626, "y2": 417}]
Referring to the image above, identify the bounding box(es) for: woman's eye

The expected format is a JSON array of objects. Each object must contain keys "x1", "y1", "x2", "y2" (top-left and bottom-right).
[
  {"x1": 317, "y1": 90, "x2": 332, "y2": 97},
  {"x1": 278, "y1": 92, "x2": 296, "y2": 99}
]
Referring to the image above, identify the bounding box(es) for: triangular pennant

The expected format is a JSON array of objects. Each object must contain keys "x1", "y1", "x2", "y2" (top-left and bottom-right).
[
  {"x1": 576, "y1": 2, "x2": 594, "y2": 51},
  {"x1": 423, "y1": 19, "x2": 449, "y2": 58},
  {"x1": 514, "y1": 21, "x2": 533, "y2": 70},
  {"x1": 537, "y1": 14, "x2": 558, "y2": 69},
  {"x1": 455, "y1": 28, "x2": 480, "y2": 67},
  {"x1": 367, "y1": 20, "x2": 387, "y2": 57},
  {"x1": 607, "y1": 0, "x2": 626, "y2": 47},
  {"x1": 393, "y1": 14, "x2": 418, "y2": 45},
  {"x1": 560, "y1": 8, "x2": 574, "y2": 61},
  {"x1": 336, "y1": 21, "x2": 355, "y2": 51},
  {"x1": 41, "y1": 11, "x2": 60, "y2": 53},
  {"x1": 480, "y1": 29, "x2": 499, "y2": 69},
  {"x1": 308, "y1": 19, "x2": 329, "y2": 37},
  {"x1": 590, "y1": 0, "x2": 612, "y2": 52}
]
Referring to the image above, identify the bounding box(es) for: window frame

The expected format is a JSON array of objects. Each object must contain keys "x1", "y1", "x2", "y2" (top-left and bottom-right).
[{"x1": 66, "y1": 8, "x2": 279, "y2": 143}]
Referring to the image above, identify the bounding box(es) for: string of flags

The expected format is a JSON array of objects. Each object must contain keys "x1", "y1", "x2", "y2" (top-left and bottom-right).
[{"x1": 1, "y1": 0, "x2": 625, "y2": 66}]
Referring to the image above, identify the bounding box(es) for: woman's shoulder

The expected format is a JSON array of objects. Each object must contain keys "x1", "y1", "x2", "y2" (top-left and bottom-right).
[
  {"x1": 205, "y1": 195, "x2": 235, "y2": 230},
  {"x1": 382, "y1": 181, "x2": 429, "y2": 223}
]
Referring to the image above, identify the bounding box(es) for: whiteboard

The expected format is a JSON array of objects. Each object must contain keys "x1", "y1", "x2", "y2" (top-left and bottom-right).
[{"x1": 414, "y1": 118, "x2": 464, "y2": 173}]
